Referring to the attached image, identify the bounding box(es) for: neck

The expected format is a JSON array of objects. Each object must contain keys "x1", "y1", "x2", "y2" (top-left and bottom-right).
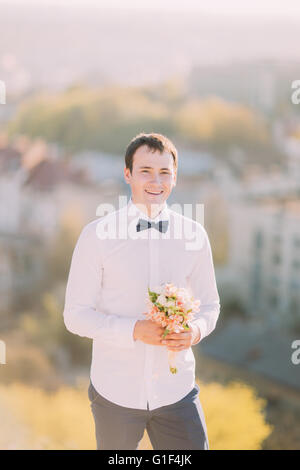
[{"x1": 131, "y1": 197, "x2": 165, "y2": 220}]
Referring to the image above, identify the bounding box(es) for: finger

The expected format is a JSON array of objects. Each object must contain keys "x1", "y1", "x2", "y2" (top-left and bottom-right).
[
  {"x1": 165, "y1": 342, "x2": 189, "y2": 349},
  {"x1": 163, "y1": 338, "x2": 188, "y2": 344},
  {"x1": 167, "y1": 346, "x2": 186, "y2": 351},
  {"x1": 167, "y1": 332, "x2": 190, "y2": 339}
]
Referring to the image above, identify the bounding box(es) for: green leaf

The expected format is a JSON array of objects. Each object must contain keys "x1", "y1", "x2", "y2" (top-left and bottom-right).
[
  {"x1": 148, "y1": 286, "x2": 158, "y2": 303},
  {"x1": 162, "y1": 328, "x2": 170, "y2": 338}
]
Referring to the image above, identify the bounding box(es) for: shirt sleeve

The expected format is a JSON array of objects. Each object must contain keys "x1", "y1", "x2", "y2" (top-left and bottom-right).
[
  {"x1": 187, "y1": 226, "x2": 221, "y2": 344},
  {"x1": 63, "y1": 222, "x2": 138, "y2": 349}
]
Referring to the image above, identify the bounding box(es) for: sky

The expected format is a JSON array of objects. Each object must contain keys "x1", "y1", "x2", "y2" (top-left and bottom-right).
[
  {"x1": 1, "y1": 0, "x2": 300, "y2": 18},
  {"x1": 1, "y1": 0, "x2": 300, "y2": 91}
]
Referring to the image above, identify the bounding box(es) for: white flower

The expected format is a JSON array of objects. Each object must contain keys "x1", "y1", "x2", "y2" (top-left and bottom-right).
[
  {"x1": 157, "y1": 294, "x2": 167, "y2": 306},
  {"x1": 164, "y1": 283, "x2": 177, "y2": 296},
  {"x1": 184, "y1": 300, "x2": 193, "y2": 311}
]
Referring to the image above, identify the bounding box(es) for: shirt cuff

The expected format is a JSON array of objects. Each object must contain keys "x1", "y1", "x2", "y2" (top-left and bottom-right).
[
  {"x1": 113, "y1": 316, "x2": 139, "y2": 349},
  {"x1": 190, "y1": 319, "x2": 207, "y2": 345}
]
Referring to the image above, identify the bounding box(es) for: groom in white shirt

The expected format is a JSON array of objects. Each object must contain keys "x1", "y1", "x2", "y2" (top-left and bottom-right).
[{"x1": 63, "y1": 132, "x2": 220, "y2": 450}]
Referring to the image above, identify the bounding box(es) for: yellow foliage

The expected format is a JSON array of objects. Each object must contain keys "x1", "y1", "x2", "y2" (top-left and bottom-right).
[
  {"x1": 7, "y1": 85, "x2": 272, "y2": 157},
  {"x1": 0, "y1": 381, "x2": 96, "y2": 450},
  {"x1": 198, "y1": 380, "x2": 273, "y2": 450},
  {"x1": 0, "y1": 379, "x2": 272, "y2": 450},
  {"x1": 174, "y1": 96, "x2": 269, "y2": 145}
]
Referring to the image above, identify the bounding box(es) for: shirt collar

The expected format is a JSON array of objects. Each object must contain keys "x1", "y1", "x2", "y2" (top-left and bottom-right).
[{"x1": 127, "y1": 196, "x2": 170, "y2": 223}]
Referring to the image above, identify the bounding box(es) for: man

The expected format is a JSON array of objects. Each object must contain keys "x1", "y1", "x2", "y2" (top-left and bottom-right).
[{"x1": 63, "y1": 132, "x2": 220, "y2": 450}]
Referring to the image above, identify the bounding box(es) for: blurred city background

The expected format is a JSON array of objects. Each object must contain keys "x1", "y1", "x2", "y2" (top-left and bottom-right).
[{"x1": 0, "y1": 0, "x2": 300, "y2": 450}]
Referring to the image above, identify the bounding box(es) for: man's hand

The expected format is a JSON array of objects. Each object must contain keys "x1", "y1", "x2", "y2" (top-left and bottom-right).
[
  {"x1": 133, "y1": 319, "x2": 166, "y2": 345},
  {"x1": 161, "y1": 324, "x2": 201, "y2": 351}
]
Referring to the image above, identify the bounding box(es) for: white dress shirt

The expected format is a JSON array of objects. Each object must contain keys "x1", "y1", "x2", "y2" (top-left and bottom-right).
[{"x1": 63, "y1": 196, "x2": 220, "y2": 410}]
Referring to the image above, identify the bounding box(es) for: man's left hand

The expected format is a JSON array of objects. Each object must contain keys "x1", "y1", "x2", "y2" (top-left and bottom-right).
[{"x1": 161, "y1": 324, "x2": 200, "y2": 351}]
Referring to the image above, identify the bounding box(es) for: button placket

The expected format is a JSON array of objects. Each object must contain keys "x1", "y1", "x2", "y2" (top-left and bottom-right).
[
  {"x1": 143, "y1": 227, "x2": 152, "y2": 409},
  {"x1": 145, "y1": 228, "x2": 161, "y2": 410}
]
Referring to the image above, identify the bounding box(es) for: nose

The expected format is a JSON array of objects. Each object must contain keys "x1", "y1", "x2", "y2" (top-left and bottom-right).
[{"x1": 149, "y1": 173, "x2": 162, "y2": 185}]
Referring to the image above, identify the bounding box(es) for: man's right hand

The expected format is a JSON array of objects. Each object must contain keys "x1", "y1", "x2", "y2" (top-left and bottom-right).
[{"x1": 133, "y1": 319, "x2": 165, "y2": 345}]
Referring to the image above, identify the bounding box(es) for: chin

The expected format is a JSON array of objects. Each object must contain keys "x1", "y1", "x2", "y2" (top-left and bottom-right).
[{"x1": 145, "y1": 197, "x2": 166, "y2": 205}]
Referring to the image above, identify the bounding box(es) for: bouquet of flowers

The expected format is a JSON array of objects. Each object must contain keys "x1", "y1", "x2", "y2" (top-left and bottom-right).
[{"x1": 145, "y1": 283, "x2": 201, "y2": 374}]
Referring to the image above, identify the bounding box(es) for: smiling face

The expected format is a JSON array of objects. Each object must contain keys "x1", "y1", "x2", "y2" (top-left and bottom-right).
[{"x1": 124, "y1": 144, "x2": 177, "y2": 217}]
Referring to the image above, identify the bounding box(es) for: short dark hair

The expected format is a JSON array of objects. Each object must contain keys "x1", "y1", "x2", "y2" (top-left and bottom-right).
[{"x1": 125, "y1": 132, "x2": 178, "y2": 174}]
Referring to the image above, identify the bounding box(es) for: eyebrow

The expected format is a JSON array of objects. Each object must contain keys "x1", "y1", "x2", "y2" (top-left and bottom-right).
[{"x1": 138, "y1": 166, "x2": 171, "y2": 171}]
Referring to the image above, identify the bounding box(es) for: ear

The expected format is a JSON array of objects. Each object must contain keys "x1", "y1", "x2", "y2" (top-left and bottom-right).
[
  {"x1": 173, "y1": 169, "x2": 177, "y2": 186},
  {"x1": 124, "y1": 166, "x2": 131, "y2": 184}
]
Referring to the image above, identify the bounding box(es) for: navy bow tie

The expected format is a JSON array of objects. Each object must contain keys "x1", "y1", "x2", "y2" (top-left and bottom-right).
[{"x1": 136, "y1": 218, "x2": 169, "y2": 233}]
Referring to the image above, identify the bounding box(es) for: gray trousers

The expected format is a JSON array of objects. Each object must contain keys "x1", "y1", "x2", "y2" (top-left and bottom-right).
[{"x1": 88, "y1": 380, "x2": 209, "y2": 450}]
